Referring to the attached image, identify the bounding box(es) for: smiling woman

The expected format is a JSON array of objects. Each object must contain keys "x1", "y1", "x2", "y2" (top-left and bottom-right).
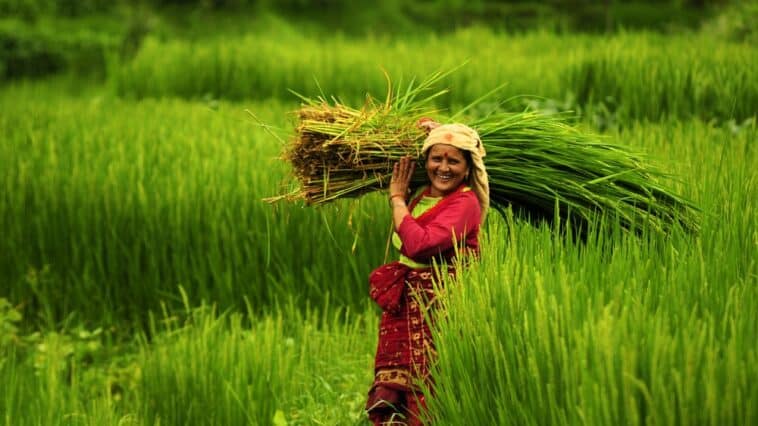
[
  {"x1": 425, "y1": 144, "x2": 470, "y2": 197},
  {"x1": 365, "y1": 121, "x2": 488, "y2": 425}
]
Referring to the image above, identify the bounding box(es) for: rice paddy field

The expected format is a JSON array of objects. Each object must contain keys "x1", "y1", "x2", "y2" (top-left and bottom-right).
[{"x1": 1, "y1": 12, "x2": 756, "y2": 426}]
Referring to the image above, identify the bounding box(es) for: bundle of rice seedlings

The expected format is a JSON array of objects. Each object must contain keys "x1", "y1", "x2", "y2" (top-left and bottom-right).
[
  {"x1": 471, "y1": 111, "x2": 699, "y2": 233},
  {"x1": 270, "y1": 72, "x2": 699, "y2": 235}
]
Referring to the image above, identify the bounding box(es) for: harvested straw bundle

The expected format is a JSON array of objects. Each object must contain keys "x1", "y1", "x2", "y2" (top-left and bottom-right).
[{"x1": 273, "y1": 73, "x2": 699, "y2": 235}]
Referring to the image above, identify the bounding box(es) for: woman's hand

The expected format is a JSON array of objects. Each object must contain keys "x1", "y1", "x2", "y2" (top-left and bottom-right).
[
  {"x1": 417, "y1": 117, "x2": 441, "y2": 134},
  {"x1": 389, "y1": 157, "x2": 414, "y2": 228},
  {"x1": 389, "y1": 157, "x2": 415, "y2": 202}
]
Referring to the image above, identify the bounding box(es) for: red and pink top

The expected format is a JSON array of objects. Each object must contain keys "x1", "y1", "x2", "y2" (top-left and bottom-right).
[{"x1": 396, "y1": 185, "x2": 481, "y2": 265}]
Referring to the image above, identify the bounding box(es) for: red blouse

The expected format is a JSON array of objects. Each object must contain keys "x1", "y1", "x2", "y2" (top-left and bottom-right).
[{"x1": 397, "y1": 186, "x2": 481, "y2": 263}]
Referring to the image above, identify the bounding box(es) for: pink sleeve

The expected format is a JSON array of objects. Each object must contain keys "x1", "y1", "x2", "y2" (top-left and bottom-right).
[{"x1": 397, "y1": 192, "x2": 481, "y2": 260}]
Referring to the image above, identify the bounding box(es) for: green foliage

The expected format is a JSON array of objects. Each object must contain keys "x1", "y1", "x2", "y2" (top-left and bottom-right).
[
  {"x1": 138, "y1": 302, "x2": 374, "y2": 425},
  {"x1": 0, "y1": 18, "x2": 119, "y2": 79},
  {"x1": 0, "y1": 0, "x2": 727, "y2": 33},
  {"x1": 284, "y1": 71, "x2": 700, "y2": 234},
  {"x1": 0, "y1": 316, "x2": 140, "y2": 425},
  {"x1": 568, "y1": 32, "x2": 758, "y2": 122},
  {"x1": 0, "y1": 0, "x2": 114, "y2": 19},
  {"x1": 112, "y1": 29, "x2": 757, "y2": 123},
  {"x1": 0, "y1": 89, "x2": 387, "y2": 328},
  {"x1": 1, "y1": 99, "x2": 755, "y2": 423},
  {"x1": 701, "y1": 0, "x2": 758, "y2": 43},
  {"x1": 0, "y1": 18, "x2": 756, "y2": 424},
  {"x1": 0, "y1": 1, "x2": 750, "y2": 84},
  {"x1": 0, "y1": 299, "x2": 376, "y2": 425},
  {"x1": 0, "y1": 299, "x2": 22, "y2": 349},
  {"x1": 425, "y1": 119, "x2": 756, "y2": 425}
]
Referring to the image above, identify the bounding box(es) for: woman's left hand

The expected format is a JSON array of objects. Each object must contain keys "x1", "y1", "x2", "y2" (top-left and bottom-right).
[
  {"x1": 389, "y1": 157, "x2": 415, "y2": 200},
  {"x1": 417, "y1": 117, "x2": 440, "y2": 133}
]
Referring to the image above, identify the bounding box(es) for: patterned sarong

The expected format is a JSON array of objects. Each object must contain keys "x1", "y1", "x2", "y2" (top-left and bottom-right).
[{"x1": 366, "y1": 265, "x2": 454, "y2": 425}]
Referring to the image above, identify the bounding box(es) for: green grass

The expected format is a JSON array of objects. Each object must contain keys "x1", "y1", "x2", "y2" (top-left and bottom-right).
[
  {"x1": 112, "y1": 29, "x2": 757, "y2": 122},
  {"x1": 0, "y1": 86, "x2": 388, "y2": 329},
  {"x1": 2, "y1": 85, "x2": 754, "y2": 423},
  {"x1": 1, "y1": 24, "x2": 756, "y2": 424},
  {"x1": 568, "y1": 34, "x2": 758, "y2": 122},
  {"x1": 2, "y1": 111, "x2": 754, "y2": 424},
  {"x1": 1, "y1": 300, "x2": 378, "y2": 425},
  {"x1": 137, "y1": 301, "x2": 375, "y2": 425},
  {"x1": 426, "y1": 119, "x2": 757, "y2": 425}
]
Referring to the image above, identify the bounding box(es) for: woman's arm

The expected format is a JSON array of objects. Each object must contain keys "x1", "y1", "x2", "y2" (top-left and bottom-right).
[
  {"x1": 387, "y1": 120, "x2": 440, "y2": 228},
  {"x1": 389, "y1": 157, "x2": 414, "y2": 229}
]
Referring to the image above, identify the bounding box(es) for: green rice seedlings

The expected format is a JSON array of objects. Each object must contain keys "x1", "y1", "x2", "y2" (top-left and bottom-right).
[{"x1": 275, "y1": 73, "x2": 699, "y2": 234}]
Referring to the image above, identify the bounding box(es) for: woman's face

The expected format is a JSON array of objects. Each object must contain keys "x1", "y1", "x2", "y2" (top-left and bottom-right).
[{"x1": 426, "y1": 144, "x2": 469, "y2": 197}]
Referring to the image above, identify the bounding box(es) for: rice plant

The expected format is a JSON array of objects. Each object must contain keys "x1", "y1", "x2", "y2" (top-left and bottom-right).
[
  {"x1": 275, "y1": 71, "x2": 700, "y2": 235},
  {"x1": 112, "y1": 29, "x2": 757, "y2": 122},
  {"x1": 423, "y1": 118, "x2": 757, "y2": 426},
  {"x1": 0, "y1": 87, "x2": 387, "y2": 329}
]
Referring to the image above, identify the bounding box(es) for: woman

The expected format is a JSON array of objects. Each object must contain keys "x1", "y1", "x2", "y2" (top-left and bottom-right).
[{"x1": 365, "y1": 121, "x2": 489, "y2": 425}]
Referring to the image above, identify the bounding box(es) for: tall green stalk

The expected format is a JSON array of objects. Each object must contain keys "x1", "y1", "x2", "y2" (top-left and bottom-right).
[{"x1": 280, "y1": 73, "x2": 699, "y2": 235}]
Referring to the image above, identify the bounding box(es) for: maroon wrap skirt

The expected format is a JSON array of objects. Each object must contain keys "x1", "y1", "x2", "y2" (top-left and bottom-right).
[{"x1": 366, "y1": 263, "x2": 454, "y2": 425}]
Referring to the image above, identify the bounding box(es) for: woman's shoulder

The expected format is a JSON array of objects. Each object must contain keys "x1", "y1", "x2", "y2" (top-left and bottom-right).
[
  {"x1": 453, "y1": 185, "x2": 478, "y2": 201},
  {"x1": 459, "y1": 185, "x2": 475, "y2": 195},
  {"x1": 446, "y1": 186, "x2": 481, "y2": 211}
]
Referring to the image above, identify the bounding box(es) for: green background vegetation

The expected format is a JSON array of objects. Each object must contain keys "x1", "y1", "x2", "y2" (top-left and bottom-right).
[{"x1": 1, "y1": 0, "x2": 756, "y2": 424}]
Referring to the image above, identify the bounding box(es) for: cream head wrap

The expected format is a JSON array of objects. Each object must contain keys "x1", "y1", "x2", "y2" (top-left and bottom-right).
[{"x1": 421, "y1": 123, "x2": 489, "y2": 220}]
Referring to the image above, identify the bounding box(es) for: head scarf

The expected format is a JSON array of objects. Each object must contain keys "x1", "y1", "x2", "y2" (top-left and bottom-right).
[{"x1": 421, "y1": 123, "x2": 489, "y2": 220}]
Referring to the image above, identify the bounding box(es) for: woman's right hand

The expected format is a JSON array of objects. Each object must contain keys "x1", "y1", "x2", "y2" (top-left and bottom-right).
[{"x1": 389, "y1": 157, "x2": 415, "y2": 201}]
